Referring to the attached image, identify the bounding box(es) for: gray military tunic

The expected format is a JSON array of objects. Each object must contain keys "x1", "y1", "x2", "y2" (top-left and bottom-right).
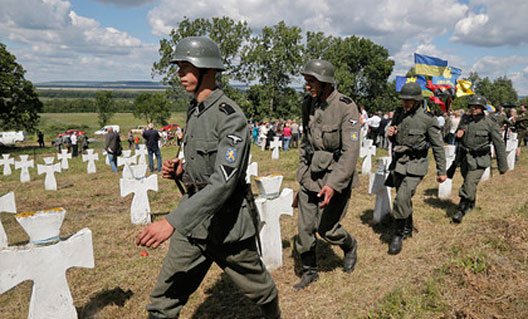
[
  {"x1": 295, "y1": 90, "x2": 360, "y2": 256},
  {"x1": 148, "y1": 89, "x2": 277, "y2": 319},
  {"x1": 456, "y1": 114, "x2": 508, "y2": 202},
  {"x1": 387, "y1": 105, "x2": 446, "y2": 219}
]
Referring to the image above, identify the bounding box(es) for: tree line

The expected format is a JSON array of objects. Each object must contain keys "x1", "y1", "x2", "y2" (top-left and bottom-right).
[{"x1": 1, "y1": 17, "x2": 526, "y2": 132}]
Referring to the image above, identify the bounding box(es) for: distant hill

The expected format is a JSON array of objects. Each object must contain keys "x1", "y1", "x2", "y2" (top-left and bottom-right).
[{"x1": 35, "y1": 81, "x2": 167, "y2": 90}]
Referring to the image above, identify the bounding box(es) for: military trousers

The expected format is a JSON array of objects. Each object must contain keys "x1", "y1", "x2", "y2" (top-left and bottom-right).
[
  {"x1": 391, "y1": 173, "x2": 423, "y2": 219},
  {"x1": 458, "y1": 161, "x2": 485, "y2": 202},
  {"x1": 147, "y1": 230, "x2": 278, "y2": 319},
  {"x1": 295, "y1": 185, "x2": 353, "y2": 256}
]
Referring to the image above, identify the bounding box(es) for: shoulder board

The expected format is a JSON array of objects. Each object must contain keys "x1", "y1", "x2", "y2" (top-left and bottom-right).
[
  {"x1": 219, "y1": 103, "x2": 235, "y2": 115},
  {"x1": 339, "y1": 96, "x2": 353, "y2": 104}
]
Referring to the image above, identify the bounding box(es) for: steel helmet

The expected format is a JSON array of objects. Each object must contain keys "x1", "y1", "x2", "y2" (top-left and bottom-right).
[
  {"x1": 468, "y1": 95, "x2": 487, "y2": 108},
  {"x1": 170, "y1": 36, "x2": 225, "y2": 71},
  {"x1": 400, "y1": 82, "x2": 423, "y2": 101},
  {"x1": 300, "y1": 59, "x2": 335, "y2": 84}
]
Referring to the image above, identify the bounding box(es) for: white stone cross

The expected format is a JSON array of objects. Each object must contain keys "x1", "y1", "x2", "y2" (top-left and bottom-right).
[
  {"x1": 15, "y1": 155, "x2": 34, "y2": 183},
  {"x1": 118, "y1": 151, "x2": 138, "y2": 178},
  {"x1": 135, "y1": 144, "x2": 148, "y2": 165},
  {"x1": 254, "y1": 176, "x2": 293, "y2": 270},
  {"x1": 360, "y1": 139, "x2": 376, "y2": 176},
  {"x1": 246, "y1": 155, "x2": 258, "y2": 184},
  {"x1": 480, "y1": 167, "x2": 491, "y2": 182},
  {"x1": 370, "y1": 157, "x2": 392, "y2": 224},
  {"x1": 120, "y1": 165, "x2": 158, "y2": 225},
  {"x1": 57, "y1": 149, "x2": 72, "y2": 170},
  {"x1": 506, "y1": 133, "x2": 518, "y2": 171},
  {"x1": 0, "y1": 192, "x2": 17, "y2": 249},
  {"x1": 0, "y1": 228, "x2": 94, "y2": 319},
  {"x1": 102, "y1": 150, "x2": 110, "y2": 166},
  {"x1": 270, "y1": 137, "x2": 281, "y2": 160},
  {"x1": 438, "y1": 145, "x2": 457, "y2": 199},
  {"x1": 0, "y1": 154, "x2": 14, "y2": 176},
  {"x1": 37, "y1": 157, "x2": 61, "y2": 191},
  {"x1": 82, "y1": 149, "x2": 99, "y2": 174}
]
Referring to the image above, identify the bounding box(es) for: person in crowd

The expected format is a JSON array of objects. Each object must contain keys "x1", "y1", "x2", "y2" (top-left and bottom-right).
[
  {"x1": 143, "y1": 123, "x2": 163, "y2": 173},
  {"x1": 104, "y1": 127, "x2": 121, "y2": 173}
]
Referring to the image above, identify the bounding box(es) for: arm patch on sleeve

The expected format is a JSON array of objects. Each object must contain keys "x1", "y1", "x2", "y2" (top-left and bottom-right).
[
  {"x1": 219, "y1": 103, "x2": 235, "y2": 115},
  {"x1": 340, "y1": 96, "x2": 353, "y2": 104}
]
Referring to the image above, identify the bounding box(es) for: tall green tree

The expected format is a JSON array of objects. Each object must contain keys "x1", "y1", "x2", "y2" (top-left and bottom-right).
[
  {"x1": 239, "y1": 21, "x2": 304, "y2": 116},
  {"x1": 0, "y1": 43, "x2": 42, "y2": 131},
  {"x1": 133, "y1": 92, "x2": 172, "y2": 125},
  {"x1": 94, "y1": 91, "x2": 115, "y2": 127}
]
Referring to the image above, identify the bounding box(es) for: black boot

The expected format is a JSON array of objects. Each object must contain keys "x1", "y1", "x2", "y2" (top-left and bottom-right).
[
  {"x1": 340, "y1": 235, "x2": 357, "y2": 273},
  {"x1": 260, "y1": 296, "x2": 281, "y2": 319},
  {"x1": 403, "y1": 215, "x2": 413, "y2": 238},
  {"x1": 388, "y1": 218, "x2": 406, "y2": 255},
  {"x1": 452, "y1": 198, "x2": 471, "y2": 223},
  {"x1": 293, "y1": 251, "x2": 318, "y2": 290}
]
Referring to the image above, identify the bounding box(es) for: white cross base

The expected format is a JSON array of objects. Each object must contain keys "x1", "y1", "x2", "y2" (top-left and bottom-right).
[
  {"x1": 270, "y1": 137, "x2": 281, "y2": 160},
  {"x1": 82, "y1": 149, "x2": 99, "y2": 174},
  {"x1": 102, "y1": 151, "x2": 110, "y2": 166},
  {"x1": 136, "y1": 144, "x2": 148, "y2": 165},
  {"x1": 439, "y1": 145, "x2": 457, "y2": 199},
  {"x1": 480, "y1": 166, "x2": 491, "y2": 182},
  {"x1": 37, "y1": 157, "x2": 61, "y2": 191},
  {"x1": 0, "y1": 192, "x2": 17, "y2": 249},
  {"x1": 506, "y1": 137, "x2": 518, "y2": 171},
  {"x1": 15, "y1": 155, "x2": 34, "y2": 183},
  {"x1": 0, "y1": 154, "x2": 14, "y2": 176},
  {"x1": 246, "y1": 155, "x2": 258, "y2": 184},
  {"x1": 120, "y1": 165, "x2": 158, "y2": 225},
  {"x1": 255, "y1": 188, "x2": 293, "y2": 271},
  {"x1": 57, "y1": 150, "x2": 72, "y2": 170},
  {"x1": 0, "y1": 228, "x2": 94, "y2": 319}
]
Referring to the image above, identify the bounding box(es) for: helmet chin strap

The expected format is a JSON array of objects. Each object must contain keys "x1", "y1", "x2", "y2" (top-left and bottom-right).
[{"x1": 194, "y1": 69, "x2": 206, "y2": 95}]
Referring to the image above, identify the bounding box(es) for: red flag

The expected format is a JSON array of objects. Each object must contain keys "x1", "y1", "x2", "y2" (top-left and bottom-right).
[{"x1": 429, "y1": 96, "x2": 446, "y2": 112}]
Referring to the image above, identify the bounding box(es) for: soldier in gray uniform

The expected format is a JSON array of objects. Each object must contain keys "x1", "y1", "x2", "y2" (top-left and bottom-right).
[
  {"x1": 294, "y1": 59, "x2": 360, "y2": 290},
  {"x1": 386, "y1": 82, "x2": 447, "y2": 255},
  {"x1": 137, "y1": 37, "x2": 280, "y2": 319},
  {"x1": 451, "y1": 95, "x2": 508, "y2": 223}
]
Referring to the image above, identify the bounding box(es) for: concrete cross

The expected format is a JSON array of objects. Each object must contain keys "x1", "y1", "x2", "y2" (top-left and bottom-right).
[
  {"x1": 369, "y1": 157, "x2": 392, "y2": 224},
  {"x1": 0, "y1": 192, "x2": 17, "y2": 249},
  {"x1": 37, "y1": 157, "x2": 61, "y2": 191},
  {"x1": 246, "y1": 156, "x2": 258, "y2": 184},
  {"x1": 0, "y1": 228, "x2": 94, "y2": 319},
  {"x1": 118, "y1": 152, "x2": 138, "y2": 178},
  {"x1": 57, "y1": 149, "x2": 72, "y2": 170},
  {"x1": 120, "y1": 165, "x2": 158, "y2": 225},
  {"x1": 360, "y1": 139, "x2": 376, "y2": 176},
  {"x1": 506, "y1": 133, "x2": 518, "y2": 171},
  {"x1": 254, "y1": 175, "x2": 293, "y2": 270},
  {"x1": 438, "y1": 145, "x2": 457, "y2": 199},
  {"x1": 102, "y1": 150, "x2": 110, "y2": 166},
  {"x1": 15, "y1": 155, "x2": 34, "y2": 183},
  {"x1": 82, "y1": 149, "x2": 99, "y2": 174},
  {"x1": 270, "y1": 137, "x2": 281, "y2": 160},
  {"x1": 135, "y1": 144, "x2": 148, "y2": 165},
  {"x1": 0, "y1": 154, "x2": 14, "y2": 176}
]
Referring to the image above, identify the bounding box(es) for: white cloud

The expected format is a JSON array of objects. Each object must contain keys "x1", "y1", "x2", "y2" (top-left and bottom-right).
[
  {"x1": 147, "y1": 0, "x2": 468, "y2": 52},
  {"x1": 452, "y1": 1, "x2": 528, "y2": 46},
  {"x1": 0, "y1": 0, "x2": 158, "y2": 81},
  {"x1": 94, "y1": 0, "x2": 154, "y2": 7}
]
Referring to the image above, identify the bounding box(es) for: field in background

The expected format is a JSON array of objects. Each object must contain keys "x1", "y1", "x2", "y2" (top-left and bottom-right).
[{"x1": 1, "y1": 113, "x2": 527, "y2": 318}]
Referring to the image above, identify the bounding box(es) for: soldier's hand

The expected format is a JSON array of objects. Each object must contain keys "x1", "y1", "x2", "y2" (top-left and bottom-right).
[
  {"x1": 136, "y1": 219, "x2": 175, "y2": 249},
  {"x1": 317, "y1": 185, "x2": 335, "y2": 208},
  {"x1": 387, "y1": 126, "x2": 398, "y2": 137},
  {"x1": 455, "y1": 129, "x2": 465, "y2": 138},
  {"x1": 162, "y1": 158, "x2": 183, "y2": 180},
  {"x1": 436, "y1": 175, "x2": 447, "y2": 183}
]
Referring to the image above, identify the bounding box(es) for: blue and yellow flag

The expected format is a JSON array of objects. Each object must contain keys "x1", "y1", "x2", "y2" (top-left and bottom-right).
[
  {"x1": 432, "y1": 66, "x2": 462, "y2": 86},
  {"x1": 414, "y1": 53, "x2": 448, "y2": 76},
  {"x1": 395, "y1": 75, "x2": 427, "y2": 92}
]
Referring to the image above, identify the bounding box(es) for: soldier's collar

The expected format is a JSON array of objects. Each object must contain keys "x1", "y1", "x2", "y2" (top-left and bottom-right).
[
  {"x1": 193, "y1": 88, "x2": 224, "y2": 116},
  {"x1": 316, "y1": 89, "x2": 338, "y2": 109}
]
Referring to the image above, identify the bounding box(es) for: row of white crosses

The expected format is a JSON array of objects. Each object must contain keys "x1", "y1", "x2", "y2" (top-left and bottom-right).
[
  {"x1": 360, "y1": 138, "x2": 377, "y2": 176},
  {"x1": 0, "y1": 192, "x2": 94, "y2": 319},
  {"x1": 368, "y1": 157, "x2": 393, "y2": 224}
]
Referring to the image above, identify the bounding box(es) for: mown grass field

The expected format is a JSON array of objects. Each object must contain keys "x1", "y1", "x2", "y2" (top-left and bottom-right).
[{"x1": 1, "y1": 112, "x2": 527, "y2": 318}]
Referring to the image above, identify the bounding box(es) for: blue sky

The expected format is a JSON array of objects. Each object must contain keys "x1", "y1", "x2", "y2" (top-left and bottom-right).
[{"x1": 1, "y1": 0, "x2": 528, "y2": 95}]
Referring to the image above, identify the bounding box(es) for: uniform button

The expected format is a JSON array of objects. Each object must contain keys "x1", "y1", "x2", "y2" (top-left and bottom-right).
[
  {"x1": 317, "y1": 119, "x2": 322, "y2": 124},
  {"x1": 191, "y1": 135, "x2": 193, "y2": 138},
  {"x1": 191, "y1": 156, "x2": 195, "y2": 160}
]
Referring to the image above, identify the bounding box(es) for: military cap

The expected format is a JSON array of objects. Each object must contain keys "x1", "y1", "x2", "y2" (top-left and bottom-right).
[{"x1": 170, "y1": 36, "x2": 225, "y2": 71}]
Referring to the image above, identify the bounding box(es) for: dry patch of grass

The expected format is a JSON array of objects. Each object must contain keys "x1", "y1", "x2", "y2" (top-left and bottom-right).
[{"x1": 1, "y1": 141, "x2": 527, "y2": 319}]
